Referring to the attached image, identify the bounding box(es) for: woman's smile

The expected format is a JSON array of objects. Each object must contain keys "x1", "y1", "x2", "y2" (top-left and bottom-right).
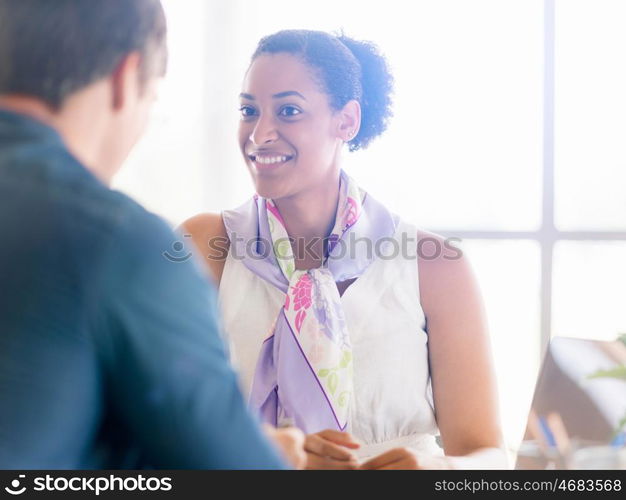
[{"x1": 248, "y1": 151, "x2": 295, "y2": 171}]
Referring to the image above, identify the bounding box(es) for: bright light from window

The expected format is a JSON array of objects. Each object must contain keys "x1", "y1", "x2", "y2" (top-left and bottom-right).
[{"x1": 555, "y1": 0, "x2": 626, "y2": 231}]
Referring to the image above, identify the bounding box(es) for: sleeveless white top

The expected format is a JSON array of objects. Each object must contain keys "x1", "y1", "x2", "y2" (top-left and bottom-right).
[{"x1": 218, "y1": 218, "x2": 442, "y2": 459}]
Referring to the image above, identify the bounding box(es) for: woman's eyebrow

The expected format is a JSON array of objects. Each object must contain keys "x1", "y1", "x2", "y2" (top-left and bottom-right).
[
  {"x1": 273, "y1": 91, "x2": 306, "y2": 100},
  {"x1": 239, "y1": 91, "x2": 307, "y2": 101}
]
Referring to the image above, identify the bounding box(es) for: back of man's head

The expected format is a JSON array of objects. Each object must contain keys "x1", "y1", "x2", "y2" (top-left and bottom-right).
[{"x1": 0, "y1": 0, "x2": 167, "y2": 110}]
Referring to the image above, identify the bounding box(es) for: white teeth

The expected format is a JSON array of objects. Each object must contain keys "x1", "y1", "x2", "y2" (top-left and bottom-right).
[{"x1": 254, "y1": 155, "x2": 288, "y2": 165}]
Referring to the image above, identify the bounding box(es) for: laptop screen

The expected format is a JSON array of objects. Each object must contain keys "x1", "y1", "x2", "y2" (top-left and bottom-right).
[{"x1": 516, "y1": 337, "x2": 626, "y2": 468}]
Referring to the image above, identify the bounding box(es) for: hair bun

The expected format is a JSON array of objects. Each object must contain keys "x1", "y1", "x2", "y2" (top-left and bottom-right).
[{"x1": 336, "y1": 34, "x2": 394, "y2": 151}]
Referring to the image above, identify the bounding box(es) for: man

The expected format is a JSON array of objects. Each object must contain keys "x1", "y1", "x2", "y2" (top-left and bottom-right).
[{"x1": 0, "y1": 0, "x2": 304, "y2": 469}]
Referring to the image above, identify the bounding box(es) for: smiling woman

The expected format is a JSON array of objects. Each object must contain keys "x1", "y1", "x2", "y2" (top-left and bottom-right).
[{"x1": 181, "y1": 29, "x2": 507, "y2": 470}]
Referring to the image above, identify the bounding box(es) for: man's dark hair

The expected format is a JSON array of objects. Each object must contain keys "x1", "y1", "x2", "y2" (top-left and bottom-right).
[{"x1": 0, "y1": 0, "x2": 167, "y2": 110}]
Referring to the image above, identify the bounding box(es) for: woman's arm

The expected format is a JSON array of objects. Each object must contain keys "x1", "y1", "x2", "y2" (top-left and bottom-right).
[
  {"x1": 179, "y1": 213, "x2": 230, "y2": 285},
  {"x1": 418, "y1": 230, "x2": 504, "y2": 456}
]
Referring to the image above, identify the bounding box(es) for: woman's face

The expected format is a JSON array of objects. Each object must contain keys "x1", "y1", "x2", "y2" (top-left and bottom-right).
[{"x1": 238, "y1": 53, "x2": 345, "y2": 200}]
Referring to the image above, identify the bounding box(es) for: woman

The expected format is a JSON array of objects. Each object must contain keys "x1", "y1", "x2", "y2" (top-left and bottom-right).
[{"x1": 183, "y1": 30, "x2": 506, "y2": 469}]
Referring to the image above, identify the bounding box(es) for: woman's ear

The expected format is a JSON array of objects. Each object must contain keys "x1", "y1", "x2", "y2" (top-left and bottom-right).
[{"x1": 337, "y1": 99, "x2": 361, "y2": 142}]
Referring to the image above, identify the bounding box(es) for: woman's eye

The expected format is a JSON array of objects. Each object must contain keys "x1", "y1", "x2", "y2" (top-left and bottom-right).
[
  {"x1": 279, "y1": 106, "x2": 302, "y2": 117},
  {"x1": 239, "y1": 105, "x2": 257, "y2": 118}
]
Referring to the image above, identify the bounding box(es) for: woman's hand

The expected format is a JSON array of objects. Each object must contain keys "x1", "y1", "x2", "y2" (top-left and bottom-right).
[
  {"x1": 263, "y1": 425, "x2": 307, "y2": 469},
  {"x1": 360, "y1": 447, "x2": 451, "y2": 470},
  {"x1": 304, "y1": 429, "x2": 361, "y2": 469}
]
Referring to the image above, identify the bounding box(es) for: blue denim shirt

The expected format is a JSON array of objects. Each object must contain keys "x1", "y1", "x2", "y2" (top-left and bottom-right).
[{"x1": 0, "y1": 109, "x2": 285, "y2": 469}]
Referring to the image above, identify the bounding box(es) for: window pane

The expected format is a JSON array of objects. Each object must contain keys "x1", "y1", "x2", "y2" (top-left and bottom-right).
[
  {"x1": 553, "y1": 241, "x2": 626, "y2": 340},
  {"x1": 463, "y1": 240, "x2": 541, "y2": 451},
  {"x1": 555, "y1": 0, "x2": 626, "y2": 231}
]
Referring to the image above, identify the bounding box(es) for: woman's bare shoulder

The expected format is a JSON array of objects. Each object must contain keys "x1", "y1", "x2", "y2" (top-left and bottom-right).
[
  {"x1": 180, "y1": 212, "x2": 227, "y2": 238},
  {"x1": 415, "y1": 229, "x2": 479, "y2": 315},
  {"x1": 179, "y1": 213, "x2": 230, "y2": 285}
]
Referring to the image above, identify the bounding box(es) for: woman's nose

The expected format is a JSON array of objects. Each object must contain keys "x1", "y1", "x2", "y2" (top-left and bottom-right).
[{"x1": 250, "y1": 114, "x2": 279, "y2": 145}]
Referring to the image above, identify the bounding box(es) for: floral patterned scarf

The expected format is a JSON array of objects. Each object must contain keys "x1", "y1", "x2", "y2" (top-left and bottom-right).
[{"x1": 222, "y1": 171, "x2": 397, "y2": 433}]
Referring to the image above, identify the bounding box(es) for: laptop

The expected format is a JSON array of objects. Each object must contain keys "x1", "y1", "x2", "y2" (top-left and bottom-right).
[{"x1": 515, "y1": 336, "x2": 626, "y2": 469}]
